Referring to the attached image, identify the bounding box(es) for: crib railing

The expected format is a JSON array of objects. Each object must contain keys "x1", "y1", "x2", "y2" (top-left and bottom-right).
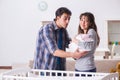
[{"x1": 1, "y1": 68, "x2": 119, "y2": 80}]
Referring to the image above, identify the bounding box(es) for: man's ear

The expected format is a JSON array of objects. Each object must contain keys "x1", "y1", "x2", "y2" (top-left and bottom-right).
[{"x1": 56, "y1": 16, "x2": 61, "y2": 20}]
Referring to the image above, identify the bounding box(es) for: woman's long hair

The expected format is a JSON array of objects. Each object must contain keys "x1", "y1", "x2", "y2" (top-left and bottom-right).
[{"x1": 78, "y1": 12, "x2": 100, "y2": 46}]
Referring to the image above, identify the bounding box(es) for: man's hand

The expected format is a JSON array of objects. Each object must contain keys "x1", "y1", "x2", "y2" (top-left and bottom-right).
[
  {"x1": 71, "y1": 37, "x2": 79, "y2": 44},
  {"x1": 72, "y1": 49, "x2": 88, "y2": 59}
]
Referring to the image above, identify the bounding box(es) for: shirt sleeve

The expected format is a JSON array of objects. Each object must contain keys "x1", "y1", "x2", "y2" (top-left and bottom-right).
[
  {"x1": 43, "y1": 25, "x2": 58, "y2": 54},
  {"x1": 87, "y1": 29, "x2": 97, "y2": 50},
  {"x1": 87, "y1": 29, "x2": 96, "y2": 38}
]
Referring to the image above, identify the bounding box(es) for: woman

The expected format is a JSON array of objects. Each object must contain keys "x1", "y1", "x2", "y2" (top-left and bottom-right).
[{"x1": 74, "y1": 12, "x2": 100, "y2": 72}]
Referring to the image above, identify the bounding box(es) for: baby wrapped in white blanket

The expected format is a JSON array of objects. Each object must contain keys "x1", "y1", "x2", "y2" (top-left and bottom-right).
[{"x1": 69, "y1": 34, "x2": 94, "y2": 52}]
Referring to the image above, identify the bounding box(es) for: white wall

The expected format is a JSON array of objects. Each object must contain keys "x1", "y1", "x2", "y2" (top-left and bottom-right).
[{"x1": 0, "y1": 0, "x2": 120, "y2": 66}]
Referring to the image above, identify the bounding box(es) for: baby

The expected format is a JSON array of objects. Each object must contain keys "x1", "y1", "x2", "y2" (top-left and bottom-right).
[{"x1": 69, "y1": 34, "x2": 94, "y2": 52}]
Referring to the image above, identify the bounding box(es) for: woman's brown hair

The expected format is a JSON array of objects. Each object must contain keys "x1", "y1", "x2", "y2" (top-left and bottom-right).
[{"x1": 78, "y1": 12, "x2": 100, "y2": 46}]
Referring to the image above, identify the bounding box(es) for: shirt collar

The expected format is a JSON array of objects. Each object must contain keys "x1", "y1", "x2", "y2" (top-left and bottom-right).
[
  {"x1": 52, "y1": 21, "x2": 65, "y2": 31},
  {"x1": 52, "y1": 21, "x2": 59, "y2": 30}
]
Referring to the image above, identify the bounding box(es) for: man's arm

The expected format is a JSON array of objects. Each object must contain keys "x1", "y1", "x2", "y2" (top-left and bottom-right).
[{"x1": 53, "y1": 49, "x2": 88, "y2": 59}]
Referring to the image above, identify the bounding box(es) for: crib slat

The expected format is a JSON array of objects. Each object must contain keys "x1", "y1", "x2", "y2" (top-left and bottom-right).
[{"x1": 1, "y1": 68, "x2": 119, "y2": 80}]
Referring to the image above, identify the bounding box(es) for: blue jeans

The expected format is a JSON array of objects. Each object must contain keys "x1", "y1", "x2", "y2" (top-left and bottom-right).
[
  {"x1": 75, "y1": 68, "x2": 96, "y2": 77},
  {"x1": 75, "y1": 68, "x2": 96, "y2": 72}
]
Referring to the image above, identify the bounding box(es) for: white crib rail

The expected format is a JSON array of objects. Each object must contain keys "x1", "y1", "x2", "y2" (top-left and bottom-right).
[
  {"x1": 1, "y1": 68, "x2": 119, "y2": 80},
  {"x1": 1, "y1": 68, "x2": 31, "y2": 80},
  {"x1": 101, "y1": 72, "x2": 119, "y2": 80}
]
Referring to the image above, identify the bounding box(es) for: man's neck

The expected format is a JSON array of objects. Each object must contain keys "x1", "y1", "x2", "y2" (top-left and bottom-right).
[{"x1": 55, "y1": 21, "x2": 62, "y2": 29}]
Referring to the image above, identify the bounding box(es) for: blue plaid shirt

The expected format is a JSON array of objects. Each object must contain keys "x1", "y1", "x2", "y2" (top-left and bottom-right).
[{"x1": 33, "y1": 21, "x2": 71, "y2": 70}]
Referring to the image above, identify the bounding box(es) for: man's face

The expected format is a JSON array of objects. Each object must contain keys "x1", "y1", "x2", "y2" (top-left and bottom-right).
[{"x1": 57, "y1": 13, "x2": 71, "y2": 29}]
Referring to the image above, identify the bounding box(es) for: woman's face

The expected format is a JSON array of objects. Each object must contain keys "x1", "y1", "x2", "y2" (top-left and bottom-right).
[{"x1": 80, "y1": 15, "x2": 90, "y2": 30}]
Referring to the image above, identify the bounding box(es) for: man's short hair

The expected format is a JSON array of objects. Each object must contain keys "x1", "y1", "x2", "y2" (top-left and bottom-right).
[{"x1": 55, "y1": 7, "x2": 72, "y2": 19}]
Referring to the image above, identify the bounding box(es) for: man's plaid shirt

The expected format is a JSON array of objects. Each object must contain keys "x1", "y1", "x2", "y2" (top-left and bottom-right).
[{"x1": 33, "y1": 21, "x2": 71, "y2": 70}]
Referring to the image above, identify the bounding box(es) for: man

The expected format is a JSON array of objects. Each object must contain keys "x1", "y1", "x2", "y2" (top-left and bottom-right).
[{"x1": 33, "y1": 7, "x2": 86, "y2": 70}]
